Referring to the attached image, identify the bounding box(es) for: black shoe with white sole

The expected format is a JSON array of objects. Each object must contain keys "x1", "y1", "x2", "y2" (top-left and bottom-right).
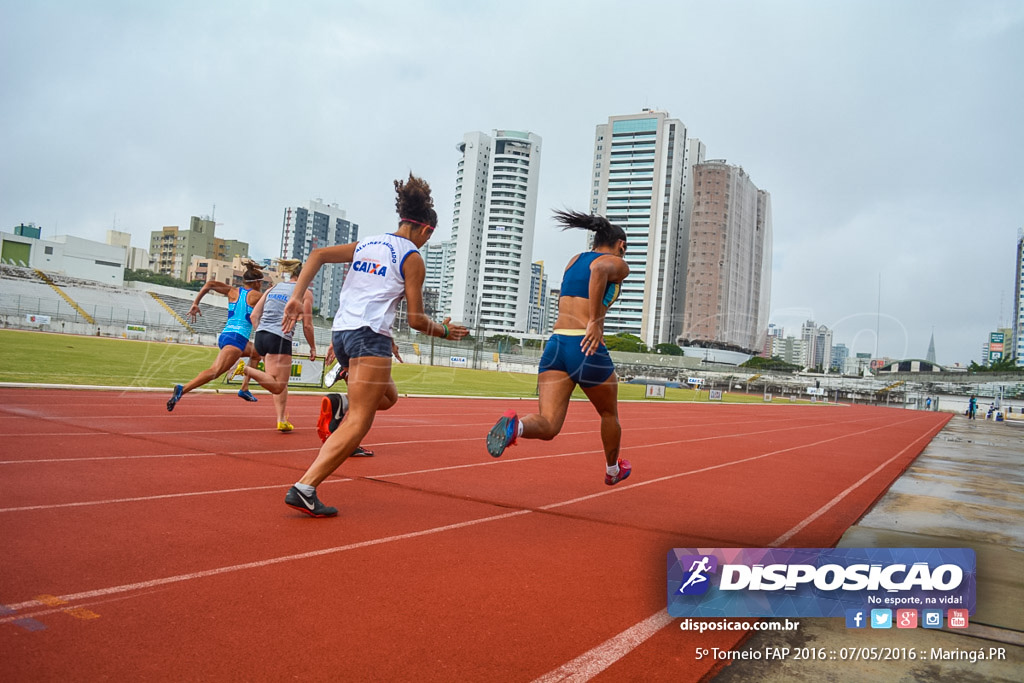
[{"x1": 284, "y1": 486, "x2": 338, "y2": 518}]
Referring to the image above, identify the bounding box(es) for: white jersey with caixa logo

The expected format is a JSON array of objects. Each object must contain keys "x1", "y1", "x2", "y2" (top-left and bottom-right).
[{"x1": 332, "y1": 232, "x2": 419, "y2": 336}]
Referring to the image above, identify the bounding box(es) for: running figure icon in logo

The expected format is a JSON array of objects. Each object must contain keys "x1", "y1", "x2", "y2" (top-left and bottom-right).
[{"x1": 678, "y1": 555, "x2": 718, "y2": 595}]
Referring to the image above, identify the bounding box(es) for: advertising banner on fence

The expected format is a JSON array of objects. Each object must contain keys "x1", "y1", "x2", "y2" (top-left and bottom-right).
[
  {"x1": 224, "y1": 356, "x2": 324, "y2": 387},
  {"x1": 645, "y1": 384, "x2": 666, "y2": 398},
  {"x1": 668, "y1": 548, "x2": 976, "y2": 618}
]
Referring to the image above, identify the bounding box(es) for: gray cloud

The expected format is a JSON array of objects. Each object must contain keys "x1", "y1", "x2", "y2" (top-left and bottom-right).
[{"x1": 2, "y1": 0, "x2": 1021, "y2": 366}]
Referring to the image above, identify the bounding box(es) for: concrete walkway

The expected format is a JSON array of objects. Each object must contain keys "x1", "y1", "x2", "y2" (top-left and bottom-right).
[{"x1": 714, "y1": 414, "x2": 1024, "y2": 682}]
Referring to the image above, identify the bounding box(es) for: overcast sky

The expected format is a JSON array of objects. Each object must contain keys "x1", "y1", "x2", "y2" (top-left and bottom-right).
[{"x1": 2, "y1": 0, "x2": 1022, "y2": 366}]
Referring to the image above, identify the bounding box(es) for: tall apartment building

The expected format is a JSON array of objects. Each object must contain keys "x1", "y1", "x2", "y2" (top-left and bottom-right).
[
  {"x1": 528, "y1": 261, "x2": 549, "y2": 334},
  {"x1": 800, "y1": 320, "x2": 833, "y2": 370},
  {"x1": 830, "y1": 343, "x2": 849, "y2": 372},
  {"x1": 444, "y1": 130, "x2": 542, "y2": 333},
  {"x1": 280, "y1": 200, "x2": 358, "y2": 319},
  {"x1": 149, "y1": 217, "x2": 249, "y2": 281},
  {"x1": 590, "y1": 110, "x2": 705, "y2": 346},
  {"x1": 762, "y1": 323, "x2": 784, "y2": 358},
  {"x1": 1014, "y1": 229, "x2": 1024, "y2": 366},
  {"x1": 421, "y1": 240, "x2": 454, "y2": 321},
  {"x1": 423, "y1": 240, "x2": 453, "y2": 313},
  {"x1": 679, "y1": 161, "x2": 772, "y2": 353},
  {"x1": 545, "y1": 286, "x2": 560, "y2": 336},
  {"x1": 771, "y1": 335, "x2": 808, "y2": 366}
]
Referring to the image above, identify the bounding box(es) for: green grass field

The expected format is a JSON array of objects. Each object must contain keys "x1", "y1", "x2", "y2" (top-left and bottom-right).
[{"x1": 0, "y1": 329, "x2": 788, "y2": 403}]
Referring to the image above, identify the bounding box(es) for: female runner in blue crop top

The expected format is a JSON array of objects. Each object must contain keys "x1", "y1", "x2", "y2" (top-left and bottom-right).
[
  {"x1": 166, "y1": 260, "x2": 264, "y2": 411},
  {"x1": 486, "y1": 210, "x2": 633, "y2": 485}
]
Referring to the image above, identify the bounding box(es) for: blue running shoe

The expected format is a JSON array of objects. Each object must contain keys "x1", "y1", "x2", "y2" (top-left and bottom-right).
[
  {"x1": 166, "y1": 384, "x2": 183, "y2": 412},
  {"x1": 486, "y1": 409, "x2": 519, "y2": 458},
  {"x1": 238, "y1": 389, "x2": 258, "y2": 402}
]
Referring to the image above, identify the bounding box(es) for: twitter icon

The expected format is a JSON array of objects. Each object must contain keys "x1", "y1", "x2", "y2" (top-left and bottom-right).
[{"x1": 870, "y1": 609, "x2": 892, "y2": 629}]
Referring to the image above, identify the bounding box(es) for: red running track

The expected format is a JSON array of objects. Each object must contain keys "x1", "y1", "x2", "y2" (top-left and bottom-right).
[{"x1": 0, "y1": 388, "x2": 950, "y2": 681}]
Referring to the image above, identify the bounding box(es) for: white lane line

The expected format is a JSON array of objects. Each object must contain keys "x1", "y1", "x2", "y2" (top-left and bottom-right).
[
  {"x1": 0, "y1": 413, "x2": 802, "y2": 442},
  {"x1": 1, "y1": 412, "x2": 941, "y2": 662},
  {"x1": 768, "y1": 419, "x2": 946, "y2": 546},
  {"x1": 0, "y1": 413, "x2": 856, "y2": 467},
  {"x1": 0, "y1": 415, "x2": 882, "y2": 511},
  {"x1": 0, "y1": 447, "x2": 319, "y2": 465},
  {"x1": 530, "y1": 611, "x2": 676, "y2": 683},
  {"x1": 0, "y1": 483, "x2": 313, "y2": 512},
  {"x1": 3, "y1": 508, "x2": 533, "y2": 613},
  {"x1": 0, "y1": 414, "x2": 937, "y2": 624},
  {"x1": 527, "y1": 414, "x2": 942, "y2": 682}
]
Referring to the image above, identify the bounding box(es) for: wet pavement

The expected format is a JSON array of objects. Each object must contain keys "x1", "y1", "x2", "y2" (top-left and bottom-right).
[{"x1": 713, "y1": 413, "x2": 1024, "y2": 682}]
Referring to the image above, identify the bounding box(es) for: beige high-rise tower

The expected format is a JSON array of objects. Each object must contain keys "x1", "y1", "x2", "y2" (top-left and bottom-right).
[{"x1": 679, "y1": 160, "x2": 772, "y2": 353}]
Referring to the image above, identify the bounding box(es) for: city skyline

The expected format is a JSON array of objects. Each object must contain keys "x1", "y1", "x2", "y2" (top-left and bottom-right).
[{"x1": 2, "y1": 1, "x2": 1021, "y2": 366}]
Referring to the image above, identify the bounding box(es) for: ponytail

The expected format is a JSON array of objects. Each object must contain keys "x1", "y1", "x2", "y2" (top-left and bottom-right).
[
  {"x1": 553, "y1": 209, "x2": 626, "y2": 249},
  {"x1": 275, "y1": 258, "x2": 302, "y2": 278},
  {"x1": 241, "y1": 260, "x2": 264, "y2": 283}
]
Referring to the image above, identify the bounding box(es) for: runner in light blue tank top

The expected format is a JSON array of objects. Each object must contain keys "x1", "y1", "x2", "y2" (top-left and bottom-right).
[
  {"x1": 220, "y1": 286, "x2": 256, "y2": 348},
  {"x1": 166, "y1": 261, "x2": 266, "y2": 412}
]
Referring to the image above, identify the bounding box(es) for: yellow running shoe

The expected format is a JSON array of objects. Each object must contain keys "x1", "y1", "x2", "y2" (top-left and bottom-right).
[
  {"x1": 277, "y1": 420, "x2": 294, "y2": 432},
  {"x1": 230, "y1": 359, "x2": 247, "y2": 380}
]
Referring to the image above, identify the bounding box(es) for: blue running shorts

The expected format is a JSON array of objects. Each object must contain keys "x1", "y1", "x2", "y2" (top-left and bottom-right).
[
  {"x1": 218, "y1": 331, "x2": 250, "y2": 351},
  {"x1": 331, "y1": 327, "x2": 393, "y2": 368},
  {"x1": 538, "y1": 333, "x2": 615, "y2": 388}
]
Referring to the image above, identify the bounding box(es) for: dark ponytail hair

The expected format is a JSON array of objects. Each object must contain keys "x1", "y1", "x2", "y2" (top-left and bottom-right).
[
  {"x1": 553, "y1": 209, "x2": 626, "y2": 249},
  {"x1": 241, "y1": 260, "x2": 264, "y2": 283},
  {"x1": 395, "y1": 173, "x2": 437, "y2": 228}
]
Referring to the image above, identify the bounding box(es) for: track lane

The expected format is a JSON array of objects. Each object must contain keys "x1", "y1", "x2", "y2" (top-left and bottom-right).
[{"x1": 0, "y1": 389, "x2": 950, "y2": 681}]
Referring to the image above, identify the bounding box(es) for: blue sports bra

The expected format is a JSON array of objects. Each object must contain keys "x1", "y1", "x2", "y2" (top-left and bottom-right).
[{"x1": 559, "y1": 252, "x2": 621, "y2": 308}]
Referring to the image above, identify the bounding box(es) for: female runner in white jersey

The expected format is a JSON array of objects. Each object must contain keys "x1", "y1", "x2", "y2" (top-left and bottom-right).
[{"x1": 280, "y1": 173, "x2": 469, "y2": 517}]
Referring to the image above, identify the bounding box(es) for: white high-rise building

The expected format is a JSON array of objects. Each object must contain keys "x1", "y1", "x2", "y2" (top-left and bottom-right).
[
  {"x1": 1014, "y1": 229, "x2": 1024, "y2": 366},
  {"x1": 528, "y1": 261, "x2": 549, "y2": 334},
  {"x1": 280, "y1": 200, "x2": 358, "y2": 319},
  {"x1": 444, "y1": 130, "x2": 542, "y2": 333},
  {"x1": 799, "y1": 320, "x2": 833, "y2": 370},
  {"x1": 590, "y1": 110, "x2": 704, "y2": 346},
  {"x1": 422, "y1": 240, "x2": 453, "y2": 293}
]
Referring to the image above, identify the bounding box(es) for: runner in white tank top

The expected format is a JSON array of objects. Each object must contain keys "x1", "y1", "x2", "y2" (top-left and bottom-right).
[
  {"x1": 332, "y1": 232, "x2": 421, "y2": 336},
  {"x1": 279, "y1": 173, "x2": 469, "y2": 517}
]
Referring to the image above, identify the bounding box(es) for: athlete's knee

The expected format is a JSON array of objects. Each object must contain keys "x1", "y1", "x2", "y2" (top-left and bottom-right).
[{"x1": 532, "y1": 418, "x2": 561, "y2": 440}]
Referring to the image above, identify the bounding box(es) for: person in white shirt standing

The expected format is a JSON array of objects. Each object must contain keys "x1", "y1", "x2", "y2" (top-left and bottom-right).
[{"x1": 280, "y1": 173, "x2": 468, "y2": 517}]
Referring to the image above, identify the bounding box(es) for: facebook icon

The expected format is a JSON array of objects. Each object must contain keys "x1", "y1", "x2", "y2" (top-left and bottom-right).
[{"x1": 845, "y1": 609, "x2": 867, "y2": 629}]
